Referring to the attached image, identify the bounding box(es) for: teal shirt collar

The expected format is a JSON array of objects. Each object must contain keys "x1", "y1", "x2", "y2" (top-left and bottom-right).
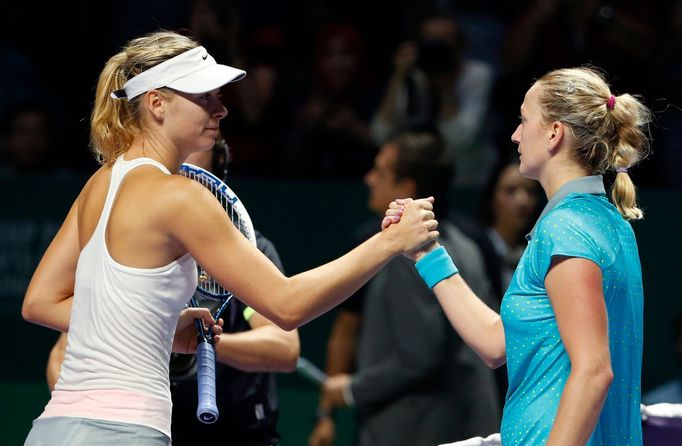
[{"x1": 526, "y1": 175, "x2": 606, "y2": 241}]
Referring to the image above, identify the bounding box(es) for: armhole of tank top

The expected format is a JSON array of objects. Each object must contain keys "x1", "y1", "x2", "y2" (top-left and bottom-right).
[{"x1": 92, "y1": 159, "x2": 174, "y2": 269}]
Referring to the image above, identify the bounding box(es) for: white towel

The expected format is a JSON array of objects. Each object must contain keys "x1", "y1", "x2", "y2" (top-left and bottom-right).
[{"x1": 438, "y1": 433, "x2": 501, "y2": 446}]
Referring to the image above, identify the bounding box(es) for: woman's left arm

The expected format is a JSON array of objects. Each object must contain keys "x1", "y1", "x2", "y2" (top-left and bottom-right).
[{"x1": 545, "y1": 256, "x2": 614, "y2": 446}]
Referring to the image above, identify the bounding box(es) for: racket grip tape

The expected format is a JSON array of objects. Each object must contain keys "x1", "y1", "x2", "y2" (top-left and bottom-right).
[{"x1": 196, "y1": 342, "x2": 219, "y2": 424}]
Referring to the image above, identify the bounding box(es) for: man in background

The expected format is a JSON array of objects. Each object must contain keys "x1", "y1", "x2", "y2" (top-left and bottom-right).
[{"x1": 309, "y1": 132, "x2": 500, "y2": 446}]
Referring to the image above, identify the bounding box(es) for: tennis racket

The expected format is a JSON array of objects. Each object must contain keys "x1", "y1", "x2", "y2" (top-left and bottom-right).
[
  {"x1": 296, "y1": 357, "x2": 327, "y2": 387},
  {"x1": 178, "y1": 162, "x2": 257, "y2": 424}
]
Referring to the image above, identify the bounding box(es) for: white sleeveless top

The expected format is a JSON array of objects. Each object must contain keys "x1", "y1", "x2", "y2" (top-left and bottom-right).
[{"x1": 40, "y1": 156, "x2": 198, "y2": 438}]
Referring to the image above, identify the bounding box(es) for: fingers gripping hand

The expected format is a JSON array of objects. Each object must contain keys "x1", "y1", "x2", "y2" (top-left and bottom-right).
[
  {"x1": 381, "y1": 202, "x2": 404, "y2": 230},
  {"x1": 381, "y1": 197, "x2": 430, "y2": 229},
  {"x1": 381, "y1": 197, "x2": 435, "y2": 229}
]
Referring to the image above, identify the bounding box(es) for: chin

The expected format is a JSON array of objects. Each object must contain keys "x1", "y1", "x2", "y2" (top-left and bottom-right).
[
  {"x1": 518, "y1": 163, "x2": 538, "y2": 181},
  {"x1": 198, "y1": 140, "x2": 215, "y2": 151}
]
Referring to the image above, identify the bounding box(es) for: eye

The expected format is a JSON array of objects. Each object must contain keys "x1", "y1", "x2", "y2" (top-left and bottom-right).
[{"x1": 518, "y1": 115, "x2": 525, "y2": 123}]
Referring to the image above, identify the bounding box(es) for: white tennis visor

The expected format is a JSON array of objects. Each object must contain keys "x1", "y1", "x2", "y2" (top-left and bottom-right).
[{"x1": 110, "y1": 46, "x2": 246, "y2": 100}]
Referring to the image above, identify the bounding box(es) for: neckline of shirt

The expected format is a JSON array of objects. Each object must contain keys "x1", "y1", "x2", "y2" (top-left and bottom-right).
[{"x1": 526, "y1": 175, "x2": 606, "y2": 241}]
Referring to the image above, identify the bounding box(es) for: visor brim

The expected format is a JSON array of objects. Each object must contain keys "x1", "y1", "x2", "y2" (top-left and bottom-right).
[{"x1": 166, "y1": 64, "x2": 246, "y2": 94}]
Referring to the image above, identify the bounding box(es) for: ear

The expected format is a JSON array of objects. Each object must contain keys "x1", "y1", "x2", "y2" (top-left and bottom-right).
[
  {"x1": 546, "y1": 121, "x2": 566, "y2": 154},
  {"x1": 142, "y1": 89, "x2": 166, "y2": 122}
]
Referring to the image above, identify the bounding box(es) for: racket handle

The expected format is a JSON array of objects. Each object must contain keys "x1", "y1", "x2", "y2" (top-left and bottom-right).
[{"x1": 196, "y1": 342, "x2": 219, "y2": 424}]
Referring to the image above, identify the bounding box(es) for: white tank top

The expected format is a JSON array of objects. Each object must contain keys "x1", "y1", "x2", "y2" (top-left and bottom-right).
[{"x1": 40, "y1": 155, "x2": 198, "y2": 437}]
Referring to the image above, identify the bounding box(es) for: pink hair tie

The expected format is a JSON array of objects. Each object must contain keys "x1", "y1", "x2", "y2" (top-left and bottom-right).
[{"x1": 607, "y1": 95, "x2": 616, "y2": 111}]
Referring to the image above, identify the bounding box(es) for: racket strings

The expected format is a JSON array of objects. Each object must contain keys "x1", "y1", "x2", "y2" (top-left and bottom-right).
[{"x1": 182, "y1": 168, "x2": 247, "y2": 299}]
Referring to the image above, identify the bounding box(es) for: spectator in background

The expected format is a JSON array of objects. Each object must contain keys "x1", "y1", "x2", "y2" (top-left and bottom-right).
[
  {"x1": 220, "y1": 26, "x2": 294, "y2": 177},
  {"x1": 643, "y1": 313, "x2": 682, "y2": 405},
  {"x1": 479, "y1": 158, "x2": 541, "y2": 301},
  {"x1": 369, "y1": 12, "x2": 496, "y2": 187},
  {"x1": 0, "y1": 103, "x2": 59, "y2": 174},
  {"x1": 188, "y1": 0, "x2": 294, "y2": 177},
  {"x1": 288, "y1": 24, "x2": 377, "y2": 180},
  {"x1": 309, "y1": 132, "x2": 499, "y2": 446},
  {"x1": 0, "y1": 43, "x2": 44, "y2": 126},
  {"x1": 189, "y1": 0, "x2": 242, "y2": 65}
]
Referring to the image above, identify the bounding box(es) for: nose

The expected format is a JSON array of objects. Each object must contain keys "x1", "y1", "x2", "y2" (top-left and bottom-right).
[
  {"x1": 214, "y1": 104, "x2": 228, "y2": 120},
  {"x1": 511, "y1": 124, "x2": 521, "y2": 145}
]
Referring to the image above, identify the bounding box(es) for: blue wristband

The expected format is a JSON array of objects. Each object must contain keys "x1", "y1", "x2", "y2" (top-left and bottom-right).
[{"x1": 415, "y1": 246, "x2": 458, "y2": 289}]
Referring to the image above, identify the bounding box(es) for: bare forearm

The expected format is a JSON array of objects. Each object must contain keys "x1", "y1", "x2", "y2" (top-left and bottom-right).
[
  {"x1": 433, "y1": 274, "x2": 506, "y2": 368},
  {"x1": 376, "y1": 72, "x2": 407, "y2": 123},
  {"x1": 547, "y1": 368, "x2": 613, "y2": 445},
  {"x1": 215, "y1": 326, "x2": 299, "y2": 372},
  {"x1": 22, "y1": 297, "x2": 72, "y2": 333}
]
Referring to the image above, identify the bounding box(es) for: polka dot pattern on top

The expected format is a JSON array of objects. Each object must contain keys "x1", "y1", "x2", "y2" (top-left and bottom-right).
[{"x1": 500, "y1": 192, "x2": 643, "y2": 446}]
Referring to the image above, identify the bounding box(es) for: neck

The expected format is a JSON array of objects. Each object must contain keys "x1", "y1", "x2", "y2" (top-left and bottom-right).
[
  {"x1": 127, "y1": 134, "x2": 183, "y2": 172},
  {"x1": 538, "y1": 162, "x2": 590, "y2": 200}
]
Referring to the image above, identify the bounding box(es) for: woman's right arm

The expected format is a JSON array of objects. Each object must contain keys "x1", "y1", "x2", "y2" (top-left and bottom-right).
[
  {"x1": 169, "y1": 180, "x2": 438, "y2": 331},
  {"x1": 22, "y1": 198, "x2": 80, "y2": 332}
]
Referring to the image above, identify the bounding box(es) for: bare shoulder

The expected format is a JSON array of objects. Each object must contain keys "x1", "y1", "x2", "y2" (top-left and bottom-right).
[
  {"x1": 126, "y1": 170, "x2": 223, "y2": 224},
  {"x1": 80, "y1": 165, "x2": 112, "y2": 198},
  {"x1": 157, "y1": 171, "x2": 216, "y2": 208},
  {"x1": 77, "y1": 165, "x2": 112, "y2": 218}
]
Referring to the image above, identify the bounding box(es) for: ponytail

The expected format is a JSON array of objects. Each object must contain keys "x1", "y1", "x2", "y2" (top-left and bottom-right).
[
  {"x1": 89, "y1": 31, "x2": 198, "y2": 165},
  {"x1": 605, "y1": 93, "x2": 651, "y2": 220},
  {"x1": 90, "y1": 52, "x2": 140, "y2": 165},
  {"x1": 536, "y1": 67, "x2": 652, "y2": 221}
]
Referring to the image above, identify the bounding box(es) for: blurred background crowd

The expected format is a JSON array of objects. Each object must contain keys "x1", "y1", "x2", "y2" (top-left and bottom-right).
[{"x1": 1, "y1": 0, "x2": 681, "y2": 189}]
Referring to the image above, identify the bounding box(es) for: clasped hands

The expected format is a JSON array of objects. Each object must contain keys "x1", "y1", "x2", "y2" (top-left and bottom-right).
[{"x1": 381, "y1": 197, "x2": 440, "y2": 260}]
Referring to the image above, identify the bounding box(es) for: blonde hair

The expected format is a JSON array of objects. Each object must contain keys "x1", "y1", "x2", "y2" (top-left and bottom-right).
[
  {"x1": 90, "y1": 31, "x2": 199, "y2": 165},
  {"x1": 535, "y1": 67, "x2": 652, "y2": 220}
]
